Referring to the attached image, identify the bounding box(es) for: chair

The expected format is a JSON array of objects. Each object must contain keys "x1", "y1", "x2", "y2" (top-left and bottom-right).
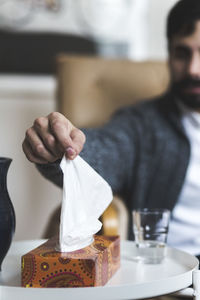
[{"x1": 43, "y1": 54, "x2": 169, "y2": 240}]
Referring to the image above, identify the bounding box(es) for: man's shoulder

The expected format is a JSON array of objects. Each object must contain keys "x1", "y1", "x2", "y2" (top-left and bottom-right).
[
  {"x1": 132, "y1": 94, "x2": 168, "y2": 111},
  {"x1": 116, "y1": 94, "x2": 169, "y2": 119}
]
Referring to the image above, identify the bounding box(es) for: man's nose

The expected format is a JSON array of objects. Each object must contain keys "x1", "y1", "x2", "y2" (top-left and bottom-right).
[{"x1": 188, "y1": 52, "x2": 200, "y2": 78}]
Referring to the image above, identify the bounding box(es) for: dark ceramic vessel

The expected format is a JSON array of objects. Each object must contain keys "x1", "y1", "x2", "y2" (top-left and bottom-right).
[{"x1": 0, "y1": 157, "x2": 16, "y2": 270}]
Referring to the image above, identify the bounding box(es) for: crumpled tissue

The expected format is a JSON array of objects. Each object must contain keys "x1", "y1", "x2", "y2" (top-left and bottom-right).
[{"x1": 57, "y1": 155, "x2": 113, "y2": 252}]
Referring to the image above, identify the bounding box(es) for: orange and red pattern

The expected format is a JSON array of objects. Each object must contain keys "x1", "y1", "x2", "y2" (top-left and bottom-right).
[{"x1": 21, "y1": 235, "x2": 120, "y2": 288}]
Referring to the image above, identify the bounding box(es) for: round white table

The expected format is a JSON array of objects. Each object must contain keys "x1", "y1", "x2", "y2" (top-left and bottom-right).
[{"x1": 0, "y1": 239, "x2": 199, "y2": 300}]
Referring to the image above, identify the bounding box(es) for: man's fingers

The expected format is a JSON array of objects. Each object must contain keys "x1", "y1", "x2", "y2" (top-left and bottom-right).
[
  {"x1": 70, "y1": 128, "x2": 86, "y2": 154},
  {"x1": 34, "y1": 116, "x2": 49, "y2": 133},
  {"x1": 65, "y1": 146, "x2": 77, "y2": 160},
  {"x1": 48, "y1": 112, "x2": 86, "y2": 158},
  {"x1": 25, "y1": 127, "x2": 58, "y2": 162},
  {"x1": 48, "y1": 112, "x2": 74, "y2": 151},
  {"x1": 33, "y1": 116, "x2": 63, "y2": 157},
  {"x1": 65, "y1": 129, "x2": 86, "y2": 160},
  {"x1": 22, "y1": 140, "x2": 49, "y2": 164}
]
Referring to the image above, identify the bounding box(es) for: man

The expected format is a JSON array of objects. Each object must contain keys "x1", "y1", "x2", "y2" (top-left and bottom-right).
[{"x1": 23, "y1": 0, "x2": 200, "y2": 257}]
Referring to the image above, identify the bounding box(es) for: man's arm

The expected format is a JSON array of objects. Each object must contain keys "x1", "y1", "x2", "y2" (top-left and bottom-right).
[{"x1": 23, "y1": 109, "x2": 137, "y2": 196}]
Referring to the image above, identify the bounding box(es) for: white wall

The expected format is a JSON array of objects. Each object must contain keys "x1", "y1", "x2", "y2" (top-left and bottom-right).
[
  {"x1": 0, "y1": 0, "x2": 179, "y2": 60},
  {"x1": 146, "y1": 0, "x2": 179, "y2": 60},
  {"x1": 128, "y1": 0, "x2": 179, "y2": 60},
  {"x1": 0, "y1": 76, "x2": 62, "y2": 241}
]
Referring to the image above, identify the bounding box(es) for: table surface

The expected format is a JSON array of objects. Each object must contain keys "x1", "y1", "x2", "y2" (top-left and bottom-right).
[{"x1": 0, "y1": 239, "x2": 198, "y2": 300}]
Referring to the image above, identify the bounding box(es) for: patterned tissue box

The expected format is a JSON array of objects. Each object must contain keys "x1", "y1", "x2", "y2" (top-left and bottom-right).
[{"x1": 21, "y1": 235, "x2": 120, "y2": 288}]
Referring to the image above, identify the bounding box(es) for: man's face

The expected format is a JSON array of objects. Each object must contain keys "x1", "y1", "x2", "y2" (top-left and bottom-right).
[{"x1": 169, "y1": 20, "x2": 200, "y2": 111}]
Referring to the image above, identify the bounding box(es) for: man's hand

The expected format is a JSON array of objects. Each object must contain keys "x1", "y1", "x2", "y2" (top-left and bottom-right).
[{"x1": 22, "y1": 112, "x2": 86, "y2": 164}]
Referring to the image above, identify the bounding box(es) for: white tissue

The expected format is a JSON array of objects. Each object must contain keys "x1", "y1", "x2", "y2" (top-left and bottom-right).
[{"x1": 57, "y1": 155, "x2": 113, "y2": 252}]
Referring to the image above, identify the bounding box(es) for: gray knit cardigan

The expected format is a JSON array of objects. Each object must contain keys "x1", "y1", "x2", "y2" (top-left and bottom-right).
[{"x1": 37, "y1": 93, "x2": 190, "y2": 239}]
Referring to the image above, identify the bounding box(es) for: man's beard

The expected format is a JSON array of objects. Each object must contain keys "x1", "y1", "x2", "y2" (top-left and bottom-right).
[{"x1": 171, "y1": 76, "x2": 200, "y2": 109}]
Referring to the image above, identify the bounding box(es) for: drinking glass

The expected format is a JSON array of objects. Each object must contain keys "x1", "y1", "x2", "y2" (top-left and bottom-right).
[{"x1": 132, "y1": 208, "x2": 170, "y2": 264}]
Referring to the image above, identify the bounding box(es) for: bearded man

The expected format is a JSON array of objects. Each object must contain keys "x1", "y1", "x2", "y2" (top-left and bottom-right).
[{"x1": 23, "y1": 0, "x2": 200, "y2": 261}]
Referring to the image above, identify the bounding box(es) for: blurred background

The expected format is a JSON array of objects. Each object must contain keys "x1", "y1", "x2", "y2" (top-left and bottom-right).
[{"x1": 0, "y1": 0, "x2": 178, "y2": 241}]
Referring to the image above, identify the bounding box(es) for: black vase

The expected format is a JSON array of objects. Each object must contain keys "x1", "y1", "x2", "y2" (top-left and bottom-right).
[{"x1": 0, "y1": 157, "x2": 16, "y2": 271}]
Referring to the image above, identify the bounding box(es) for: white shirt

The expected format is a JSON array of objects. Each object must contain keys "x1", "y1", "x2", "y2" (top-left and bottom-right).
[{"x1": 167, "y1": 106, "x2": 200, "y2": 255}]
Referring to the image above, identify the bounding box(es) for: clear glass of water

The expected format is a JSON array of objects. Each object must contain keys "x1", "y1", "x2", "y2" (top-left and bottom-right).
[{"x1": 132, "y1": 208, "x2": 170, "y2": 264}]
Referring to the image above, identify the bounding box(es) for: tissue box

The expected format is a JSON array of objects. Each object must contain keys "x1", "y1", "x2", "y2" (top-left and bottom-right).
[{"x1": 21, "y1": 235, "x2": 120, "y2": 288}]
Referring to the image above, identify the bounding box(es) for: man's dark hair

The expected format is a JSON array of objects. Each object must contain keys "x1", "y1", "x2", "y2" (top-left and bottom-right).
[{"x1": 167, "y1": 0, "x2": 200, "y2": 43}]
